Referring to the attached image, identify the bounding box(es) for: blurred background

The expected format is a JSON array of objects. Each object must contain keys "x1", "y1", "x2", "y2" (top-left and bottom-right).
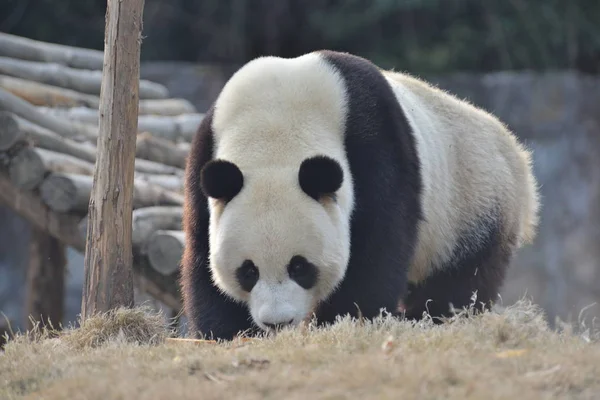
[{"x1": 1, "y1": 0, "x2": 599, "y2": 337}]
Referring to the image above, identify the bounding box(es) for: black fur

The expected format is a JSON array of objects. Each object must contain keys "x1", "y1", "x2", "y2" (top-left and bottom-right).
[
  {"x1": 299, "y1": 155, "x2": 344, "y2": 201},
  {"x1": 313, "y1": 51, "x2": 423, "y2": 323},
  {"x1": 288, "y1": 255, "x2": 319, "y2": 290},
  {"x1": 200, "y1": 159, "x2": 244, "y2": 202},
  {"x1": 236, "y1": 260, "x2": 260, "y2": 292},
  {"x1": 403, "y1": 211, "x2": 517, "y2": 321}
]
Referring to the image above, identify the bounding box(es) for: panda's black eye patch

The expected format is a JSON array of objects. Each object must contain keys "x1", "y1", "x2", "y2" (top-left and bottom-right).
[
  {"x1": 236, "y1": 260, "x2": 259, "y2": 292},
  {"x1": 298, "y1": 155, "x2": 343, "y2": 201},
  {"x1": 288, "y1": 255, "x2": 318, "y2": 290},
  {"x1": 200, "y1": 159, "x2": 243, "y2": 202}
]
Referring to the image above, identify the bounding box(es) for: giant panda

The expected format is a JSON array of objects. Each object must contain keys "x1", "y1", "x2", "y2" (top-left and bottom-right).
[{"x1": 180, "y1": 50, "x2": 540, "y2": 340}]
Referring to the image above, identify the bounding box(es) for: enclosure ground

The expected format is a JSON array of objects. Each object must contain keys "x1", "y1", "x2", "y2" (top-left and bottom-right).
[{"x1": 1, "y1": 300, "x2": 599, "y2": 400}]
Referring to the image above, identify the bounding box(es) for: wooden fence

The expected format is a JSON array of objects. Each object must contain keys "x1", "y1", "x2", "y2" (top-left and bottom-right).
[{"x1": 0, "y1": 32, "x2": 196, "y2": 327}]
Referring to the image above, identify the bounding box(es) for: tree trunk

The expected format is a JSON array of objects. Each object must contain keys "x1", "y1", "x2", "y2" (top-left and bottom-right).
[
  {"x1": 24, "y1": 227, "x2": 66, "y2": 330},
  {"x1": 81, "y1": 0, "x2": 146, "y2": 320}
]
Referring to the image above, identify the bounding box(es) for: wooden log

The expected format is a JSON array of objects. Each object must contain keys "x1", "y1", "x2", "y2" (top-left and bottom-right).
[
  {"x1": 8, "y1": 146, "x2": 95, "y2": 190},
  {"x1": 78, "y1": 205, "x2": 183, "y2": 249},
  {"x1": 0, "y1": 56, "x2": 169, "y2": 100},
  {"x1": 146, "y1": 230, "x2": 186, "y2": 276},
  {"x1": 37, "y1": 106, "x2": 203, "y2": 142},
  {"x1": 138, "y1": 98, "x2": 196, "y2": 116},
  {"x1": 136, "y1": 132, "x2": 188, "y2": 169},
  {"x1": 176, "y1": 142, "x2": 191, "y2": 153},
  {"x1": 0, "y1": 74, "x2": 194, "y2": 114},
  {"x1": 0, "y1": 111, "x2": 95, "y2": 159},
  {"x1": 0, "y1": 74, "x2": 100, "y2": 108},
  {"x1": 0, "y1": 32, "x2": 104, "y2": 70},
  {"x1": 0, "y1": 173, "x2": 85, "y2": 250},
  {"x1": 24, "y1": 227, "x2": 66, "y2": 330},
  {"x1": 133, "y1": 158, "x2": 185, "y2": 176},
  {"x1": 132, "y1": 206, "x2": 183, "y2": 249},
  {"x1": 0, "y1": 88, "x2": 97, "y2": 141},
  {"x1": 40, "y1": 172, "x2": 184, "y2": 213},
  {"x1": 0, "y1": 173, "x2": 181, "y2": 310},
  {"x1": 135, "y1": 114, "x2": 203, "y2": 142},
  {"x1": 9, "y1": 143, "x2": 182, "y2": 193},
  {"x1": 0, "y1": 112, "x2": 184, "y2": 176},
  {"x1": 135, "y1": 173, "x2": 183, "y2": 192},
  {"x1": 40, "y1": 173, "x2": 93, "y2": 213}
]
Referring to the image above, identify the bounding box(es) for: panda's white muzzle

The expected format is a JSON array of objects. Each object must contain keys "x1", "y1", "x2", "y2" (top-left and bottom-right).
[{"x1": 249, "y1": 279, "x2": 313, "y2": 331}]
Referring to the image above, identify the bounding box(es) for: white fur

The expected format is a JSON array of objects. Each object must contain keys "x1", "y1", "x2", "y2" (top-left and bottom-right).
[
  {"x1": 381, "y1": 70, "x2": 539, "y2": 283},
  {"x1": 208, "y1": 53, "x2": 355, "y2": 330}
]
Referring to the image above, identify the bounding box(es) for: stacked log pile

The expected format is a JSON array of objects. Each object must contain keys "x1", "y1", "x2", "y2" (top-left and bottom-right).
[{"x1": 0, "y1": 33, "x2": 200, "y2": 310}]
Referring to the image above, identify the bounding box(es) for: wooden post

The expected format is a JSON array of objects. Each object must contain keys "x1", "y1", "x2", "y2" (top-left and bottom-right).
[
  {"x1": 24, "y1": 228, "x2": 66, "y2": 330},
  {"x1": 81, "y1": 0, "x2": 146, "y2": 320}
]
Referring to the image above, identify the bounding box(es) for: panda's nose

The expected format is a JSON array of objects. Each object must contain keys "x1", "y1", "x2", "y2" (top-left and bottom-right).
[{"x1": 263, "y1": 319, "x2": 294, "y2": 330}]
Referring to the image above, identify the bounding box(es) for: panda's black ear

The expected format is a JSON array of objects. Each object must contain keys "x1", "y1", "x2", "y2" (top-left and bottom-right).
[
  {"x1": 200, "y1": 159, "x2": 244, "y2": 201},
  {"x1": 299, "y1": 156, "x2": 344, "y2": 201}
]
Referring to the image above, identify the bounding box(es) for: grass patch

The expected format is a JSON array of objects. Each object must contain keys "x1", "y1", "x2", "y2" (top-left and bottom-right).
[{"x1": 1, "y1": 300, "x2": 599, "y2": 399}]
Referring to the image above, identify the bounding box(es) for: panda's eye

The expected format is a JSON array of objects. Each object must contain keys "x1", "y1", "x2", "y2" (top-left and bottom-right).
[
  {"x1": 236, "y1": 260, "x2": 259, "y2": 292},
  {"x1": 288, "y1": 255, "x2": 318, "y2": 290}
]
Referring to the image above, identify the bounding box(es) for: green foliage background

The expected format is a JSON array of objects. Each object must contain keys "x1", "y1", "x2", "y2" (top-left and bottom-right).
[{"x1": 1, "y1": 0, "x2": 599, "y2": 73}]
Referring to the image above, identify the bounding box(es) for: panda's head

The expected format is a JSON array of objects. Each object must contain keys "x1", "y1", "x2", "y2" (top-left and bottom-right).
[
  {"x1": 201, "y1": 155, "x2": 351, "y2": 332},
  {"x1": 199, "y1": 53, "x2": 354, "y2": 333}
]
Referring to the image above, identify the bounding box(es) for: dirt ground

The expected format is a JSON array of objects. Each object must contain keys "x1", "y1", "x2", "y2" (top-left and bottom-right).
[{"x1": 1, "y1": 300, "x2": 599, "y2": 400}]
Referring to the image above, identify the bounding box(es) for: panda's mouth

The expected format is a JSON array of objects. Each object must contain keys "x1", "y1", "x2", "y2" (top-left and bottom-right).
[{"x1": 262, "y1": 319, "x2": 295, "y2": 331}]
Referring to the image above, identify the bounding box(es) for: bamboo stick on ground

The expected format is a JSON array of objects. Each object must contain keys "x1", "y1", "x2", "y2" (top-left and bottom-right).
[
  {"x1": 146, "y1": 230, "x2": 186, "y2": 276},
  {"x1": 0, "y1": 56, "x2": 169, "y2": 99}
]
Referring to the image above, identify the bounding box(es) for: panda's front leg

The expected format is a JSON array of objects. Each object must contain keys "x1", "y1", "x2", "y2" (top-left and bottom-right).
[
  {"x1": 313, "y1": 201, "x2": 419, "y2": 326},
  {"x1": 181, "y1": 253, "x2": 257, "y2": 341}
]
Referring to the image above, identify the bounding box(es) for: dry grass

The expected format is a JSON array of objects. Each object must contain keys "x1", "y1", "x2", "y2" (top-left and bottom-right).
[{"x1": 1, "y1": 300, "x2": 599, "y2": 400}]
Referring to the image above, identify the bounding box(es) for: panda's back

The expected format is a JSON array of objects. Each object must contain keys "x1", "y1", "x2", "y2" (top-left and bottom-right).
[{"x1": 381, "y1": 70, "x2": 539, "y2": 283}]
